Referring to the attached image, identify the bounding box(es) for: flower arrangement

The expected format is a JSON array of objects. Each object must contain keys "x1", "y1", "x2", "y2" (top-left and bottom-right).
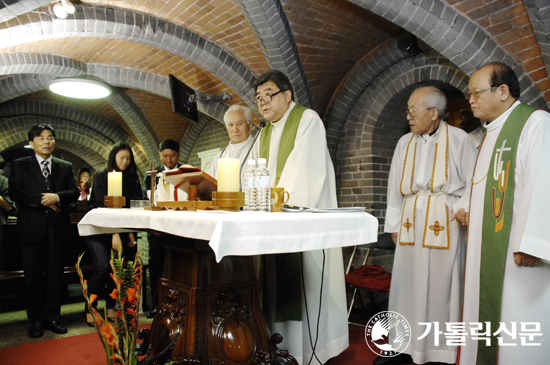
[{"x1": 76, "y1": 249, "x2": 143, "y2": 365}]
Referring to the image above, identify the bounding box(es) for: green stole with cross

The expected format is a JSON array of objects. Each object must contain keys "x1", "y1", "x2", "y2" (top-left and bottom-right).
[
  {"x1": 477, "y1": 103, "x2": 537, "y2": 364},
  {"x1": 259, "y1": 104, "x2": 306, "y2": 321}
]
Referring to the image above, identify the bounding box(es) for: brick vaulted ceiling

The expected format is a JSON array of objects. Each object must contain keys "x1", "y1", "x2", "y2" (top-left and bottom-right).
[{"x1": 0, "y1": 0, "x2": 549, "y2": 175}]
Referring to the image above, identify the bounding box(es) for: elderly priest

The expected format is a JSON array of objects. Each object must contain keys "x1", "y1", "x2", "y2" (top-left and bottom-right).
[
  {"x1": 251, "y1": 70, "x2": 344, "y2": 364},
  {"x1": 208, "y1": 105, "x2": 255, "y2": 183}
]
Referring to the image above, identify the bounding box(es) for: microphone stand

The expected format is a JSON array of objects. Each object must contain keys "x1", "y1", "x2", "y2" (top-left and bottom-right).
[
  {"x1": 240, "y1": 120, "x2": 266, "y2": 171},
  {"x1": 238, "y1": 120, "x2": 266, "y2": 190}
]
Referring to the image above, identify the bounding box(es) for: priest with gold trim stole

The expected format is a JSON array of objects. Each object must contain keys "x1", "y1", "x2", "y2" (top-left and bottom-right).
[
  {"x1": 383, "y1": 86, "x2": 477, "y2": 365},
  {"x1": 251, "y1": 70, "x2": 344, "y2": 364},
  {"x1": 458, "y1": 63, "x2": 550, "y2": 365}
]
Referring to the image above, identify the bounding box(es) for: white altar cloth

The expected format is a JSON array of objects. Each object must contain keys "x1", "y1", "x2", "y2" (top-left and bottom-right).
[{"x1": 77, "y1": 208, "x2": 379, "y2": 261}]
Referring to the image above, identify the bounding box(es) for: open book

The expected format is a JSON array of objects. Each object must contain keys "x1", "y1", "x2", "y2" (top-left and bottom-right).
[{"x1": 165, "y1": 164, "x2": 202, "y2": 175}]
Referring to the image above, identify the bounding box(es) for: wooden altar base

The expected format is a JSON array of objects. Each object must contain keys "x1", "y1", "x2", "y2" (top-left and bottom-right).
[{"x1": 143, "y1": 238, "x2": 296, "y2": 365}]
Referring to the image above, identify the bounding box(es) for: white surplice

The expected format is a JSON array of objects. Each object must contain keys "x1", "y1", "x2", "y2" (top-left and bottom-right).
[
  {"x1": 208, "y1": 135, "x2": 255, "y2": 184},
  {"x1": 385, "y1": 121, "x2": 478, "y2": 364},
  {"x1": 252, "y1": 102, "x2": 346, "y2": 364},
  {"x1": 459, "y1": 101, "x2": 550, "y2": 365}
]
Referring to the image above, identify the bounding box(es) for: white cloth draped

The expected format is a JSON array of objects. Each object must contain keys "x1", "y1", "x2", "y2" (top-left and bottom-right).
[
  {"x1": 252, "y1": 102, "x2": 345, "y2": 364},
  {"x1": 459, "y1": 101, "x2": 550, "y2": 365},
  {"x1": 385, "y1": 122, "x2": 477, "y2": 364},
  {"x1": 77, "y1": 209, "x2": 378, "y2": 260}
]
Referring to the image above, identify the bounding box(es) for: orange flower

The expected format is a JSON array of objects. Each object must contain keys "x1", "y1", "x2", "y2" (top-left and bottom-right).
[
  {"x1": 90, "y1": 294, "x2": 98, "y2": 303},
  {"x1": 126, "y1": 307, "x2": 137, "y2": 316},
  {"x1": 109, "y1": 289, "x2": 119, "y2": 300},
  {"x1": 125, "y1": 288, "x2": 137, "y2": 305},
  {"x1": 100, "y1": 323, "x2": 117, "y2": 348}
]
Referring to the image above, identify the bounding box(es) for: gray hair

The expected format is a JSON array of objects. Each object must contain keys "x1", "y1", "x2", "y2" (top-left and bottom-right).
[
  {"x1": 417, "y1": 86, "x2": 447, "y2": 119},
  {"x1": 224, "y1": 105, "x2": 252, "y2": 124}
]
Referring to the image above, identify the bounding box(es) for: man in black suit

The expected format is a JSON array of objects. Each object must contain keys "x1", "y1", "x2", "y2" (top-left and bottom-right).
[
  {"x1": 143, "y1": 139, "x2": 181, "y2": 318},
  {"x1": 9, "y1": 124, "x2": 80, "y2": 338}
]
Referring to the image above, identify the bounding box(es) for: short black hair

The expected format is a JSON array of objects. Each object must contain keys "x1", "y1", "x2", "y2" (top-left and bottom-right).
[
  {"x1": 253, "y1": 70, "x2": 294, "y2": 101},
  {"x1": 28, "y1": 124, "x2": 55, "y2": 142},
  {"x1": 159, "y1": 139, "x2": 180, "y2": 152},
  {"x1": 486, "y1": 62, "x2": 521, "y2": 99}
]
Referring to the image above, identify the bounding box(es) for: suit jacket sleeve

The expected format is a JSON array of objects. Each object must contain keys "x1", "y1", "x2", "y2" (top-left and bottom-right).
[
  {"x1": 54, "y1": 159, "x2": 80, "y2": 208},
  {"x1": 8, "y1": 158, "x2": 44, "y2": 208}
]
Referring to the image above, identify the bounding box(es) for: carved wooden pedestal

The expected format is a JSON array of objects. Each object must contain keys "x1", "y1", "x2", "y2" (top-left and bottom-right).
[{"x1": 145, "y1": 237, "x2": 296, "y2": 365}]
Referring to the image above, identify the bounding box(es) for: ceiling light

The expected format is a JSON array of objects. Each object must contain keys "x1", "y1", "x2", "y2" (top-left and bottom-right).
[
  {"x1": 48, "y1": 78, "x2": 112, "y2": 99},
  {"x1": 53, "y1": 0, "x2": 76, "y2": 19}
]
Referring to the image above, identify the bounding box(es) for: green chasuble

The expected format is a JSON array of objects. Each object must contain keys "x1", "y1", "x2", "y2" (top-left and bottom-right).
[
  {"x1": 478, "y1": 103, "x2": 537, "y2": 364},
  {"x1": 259, "y1": 104, "x2": 307, "y2": 321},
  {"x1": 259, "y1": 104, "x2": 307, "y2": 185}
]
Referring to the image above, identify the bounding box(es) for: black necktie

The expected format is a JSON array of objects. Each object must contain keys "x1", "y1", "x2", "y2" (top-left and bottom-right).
[{"x1": 42, "y1": 160, "x2": 51, "y2": 190}]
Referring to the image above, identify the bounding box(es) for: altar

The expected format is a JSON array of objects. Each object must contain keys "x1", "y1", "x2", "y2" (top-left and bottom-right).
[{"x1": 78, "y1": 208, "x2": 378, "y2": 364}]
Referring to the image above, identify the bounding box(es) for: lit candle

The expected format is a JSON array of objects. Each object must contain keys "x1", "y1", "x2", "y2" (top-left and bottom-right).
[
  {"x1": 217, "y1": 158, "x2": 240, "y2": 192},
  {"x1": 107, "y1": 171, "x2": 123, "y2": 196}
]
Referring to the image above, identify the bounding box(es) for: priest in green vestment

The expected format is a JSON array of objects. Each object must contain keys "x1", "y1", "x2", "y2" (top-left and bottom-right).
[
  {"x1": 251, "y1": 70, "x2": 346, "y2": 365},
  {"x1": 458, "y1": 62, "x2": 550, "y2": 365}
]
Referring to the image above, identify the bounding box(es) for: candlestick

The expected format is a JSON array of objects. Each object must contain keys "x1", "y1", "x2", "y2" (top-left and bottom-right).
[
  {"x1": 217, "y1": 158, "x2": 240, "y2": 192},
  {"x1": 107, "y1": 171, "x2": 122, "y2": 196}
]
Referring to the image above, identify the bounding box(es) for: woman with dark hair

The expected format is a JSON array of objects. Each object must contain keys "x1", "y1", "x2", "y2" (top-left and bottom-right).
[
  {"x1": 84, "y1": 143, "x2": 144, "y2": 325},
  {"x1": 76, "y1": 167, "x2": 92, "y2": 200}
]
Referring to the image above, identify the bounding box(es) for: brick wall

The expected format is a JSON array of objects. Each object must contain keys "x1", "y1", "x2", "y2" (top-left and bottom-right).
[
  {"x1": 448, "y1": 0, "x2": 550, "y2": 102},
  {"x1": 187, "y1": 119, "x2": 229, "y2": 167}
]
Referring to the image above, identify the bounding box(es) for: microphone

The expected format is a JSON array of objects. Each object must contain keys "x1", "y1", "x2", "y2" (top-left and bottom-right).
[{"x1": 241, "y1": 120, "x2": 266, "y2": 171}]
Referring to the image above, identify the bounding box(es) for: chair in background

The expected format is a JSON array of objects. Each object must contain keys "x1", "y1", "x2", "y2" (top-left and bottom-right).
[{"x1": 345, "y1": 233, "x2": 395, "y2": 325}]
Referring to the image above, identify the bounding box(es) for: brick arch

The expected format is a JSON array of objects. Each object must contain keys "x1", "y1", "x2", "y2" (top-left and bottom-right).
[
  {"x1": 348, "y1": 0, "x2": 548, "y2": 108},
  {"x1": 0, "y1": 54, "x2": 229, "y2": 124},
  {"x1": 0, "y1": 115, "x2": 149, "y2": 173},
  {"x1": 0, "y1": 99, "x2": 149, "y2": 172},
  {"x1": 0, "y1": 72, "x2": 159, "y2": 165},
  {"x1": 0, "y1": 53, "x2": 231, "y2": 164},
  {"x1": 0, "y1": 5, "x2": 258, "y2": 107},
  {"x1": 524, "y1": 0, "x2": 550, "y2": 79},
  {"x1": 236, "y1": 0, "x2": 313, "y2": 109},
  {"x1": 336, "y1": 51, "x2": 469, "y2": 226},
  {"x1": 0, "y1": 116, "x2": 111, "y2": 172},
  {"x1": 179, "y1": 113, "x2": 213, "y2": 164},
  {"x1": 0, "y1": 0, "x2": 50, "y2": 22},
  {"x1": 325, "y1": 36, "x2": 410, "y2": 156}
]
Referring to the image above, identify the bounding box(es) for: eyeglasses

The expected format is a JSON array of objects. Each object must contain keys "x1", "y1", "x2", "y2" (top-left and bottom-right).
[
  {"x1": 35, "y1": 136, "x2": 55, "y2": 142},
  {"x1": 254, "y1": 89, "x2": 286, "y2": 106},
  {"x1": 467, "y1": 85, "x2": 501, "y2": 100},
  {"x1": 406, "y1": 108, "x2": 433, "y2": 118}
]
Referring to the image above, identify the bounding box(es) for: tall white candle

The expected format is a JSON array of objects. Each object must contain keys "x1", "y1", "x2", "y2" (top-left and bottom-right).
[
  {"x1": 107, "y1": 171, "x2": 123, "y2": 196},
  {"x1": 217, "y1": 158, "x2": 240, "y2": 192}
]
